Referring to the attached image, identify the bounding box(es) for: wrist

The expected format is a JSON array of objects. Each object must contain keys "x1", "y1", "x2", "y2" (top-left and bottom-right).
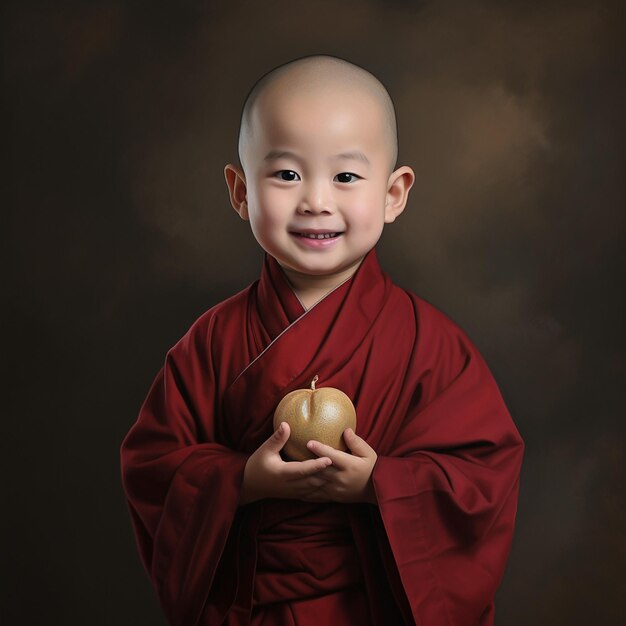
[
  {"x1": 363, "y1": 477, "x2": 377, "y2": 504},
  {"x1": 239, "y1": 459, "x2": 260, "y2": 506}
]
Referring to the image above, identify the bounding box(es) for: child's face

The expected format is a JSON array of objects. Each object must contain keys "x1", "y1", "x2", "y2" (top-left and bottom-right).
[{"x1": 226, "y1": 85, "x2": 413, "y2": 284}]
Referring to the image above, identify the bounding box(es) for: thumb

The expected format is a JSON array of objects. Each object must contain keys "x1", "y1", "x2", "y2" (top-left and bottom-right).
[
  {"x1": 265, "y1": 421, "x2": 290, "y2": 453},
  {"x1": 343, "y1": 428, "x2": 373, "y2": 458}
]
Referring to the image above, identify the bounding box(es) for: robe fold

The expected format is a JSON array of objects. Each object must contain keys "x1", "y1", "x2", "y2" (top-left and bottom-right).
[{"x1": 120, "y1": 246, "x2": 524, "y2": 626}]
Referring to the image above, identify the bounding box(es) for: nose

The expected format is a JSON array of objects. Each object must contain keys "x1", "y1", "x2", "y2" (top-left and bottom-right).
[{"x1": 297, "y1": 179, "x2": 334, "y2": 214}]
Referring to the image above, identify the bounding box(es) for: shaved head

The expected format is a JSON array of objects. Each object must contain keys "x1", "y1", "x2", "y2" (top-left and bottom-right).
[{"x1": 237, "y1": 54, "x2": 398, "y2": 173}]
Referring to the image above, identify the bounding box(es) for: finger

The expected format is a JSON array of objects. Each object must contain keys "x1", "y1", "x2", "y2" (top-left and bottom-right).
[
  {"x1": 264, "y1": 422, "x2": 290, "y2": 453},
  {"x1": 283, "y1": 456, "x2": 332, "y2": 480},
  {"x1": 306, "y1": 440, "x2": 350, "y2": 469},
  {"x1": 318, "y1": 464, "x2": 340, "y2": 477},
  {"x1": 309, "y1": 465, "x2": 339, "y2": 483},
  {"x1": 287, "y1": 473, "x2": 328, "y2": 489},
  {"x1": 305, "y1": 475, "x2": 328, "y2": 489},
  {"x1": 342, "y1": 428, "x2": 375, "y2": 458}
]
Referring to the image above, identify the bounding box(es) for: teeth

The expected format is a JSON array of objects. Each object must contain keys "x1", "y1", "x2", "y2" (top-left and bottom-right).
[{"x1": 299, "y1": 232, "x2": 339, "y2": 239}]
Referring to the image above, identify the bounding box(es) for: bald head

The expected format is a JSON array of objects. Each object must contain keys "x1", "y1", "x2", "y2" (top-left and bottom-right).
[{"x1": 237, "y1": 54, "x2": 398, "y2": 174}]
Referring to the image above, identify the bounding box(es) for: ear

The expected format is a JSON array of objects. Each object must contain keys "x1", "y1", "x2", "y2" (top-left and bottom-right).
[
  {"x1": 384, "y1": 166, "x2": 415, "y2": 223},
  {"x1": 224, "y1": 163, "x2": 249, "y2": 220}
]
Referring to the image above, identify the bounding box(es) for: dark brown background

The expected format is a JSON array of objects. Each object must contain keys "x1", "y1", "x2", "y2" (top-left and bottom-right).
[{"x1": 4, "y1": 1, "x2": 625, "y2": 624}]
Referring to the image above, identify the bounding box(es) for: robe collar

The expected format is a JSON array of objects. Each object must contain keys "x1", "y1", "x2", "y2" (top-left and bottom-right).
[{"x1": 255, "y1": 246, "x2": 386, "y2": 341}]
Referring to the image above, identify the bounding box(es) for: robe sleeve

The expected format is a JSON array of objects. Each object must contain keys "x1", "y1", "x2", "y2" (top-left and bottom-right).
[
  {"x1": 120, "y1": 312, "x2": 249, "y2": 626},
  {"x1": 371, "y1": 303, "x2": 525, "y2": 626}
]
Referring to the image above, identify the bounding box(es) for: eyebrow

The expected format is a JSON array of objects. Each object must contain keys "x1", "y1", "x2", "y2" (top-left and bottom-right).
[{"x1": 263, "y1": 149, "x2": 370, "y2": 165}]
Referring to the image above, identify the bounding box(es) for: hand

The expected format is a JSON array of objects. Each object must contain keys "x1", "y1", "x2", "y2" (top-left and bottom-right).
[
  {"x1": 302, "y1": 428, "x2": 378, "y2": 504},
  {"x1": 239, "y1": 422, "x2": 333, "y2": 505}
]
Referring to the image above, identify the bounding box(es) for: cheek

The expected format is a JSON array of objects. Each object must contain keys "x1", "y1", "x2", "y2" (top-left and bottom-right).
[
  {"x1": 348, "y1": 200, "x2": 383, "y2": 228},
  {"x1": 258, "y1": 185, "x2": 295, "y2": 211},
  {"x1": 250, "y1": 189, "x2": 290, "y2": 231}
]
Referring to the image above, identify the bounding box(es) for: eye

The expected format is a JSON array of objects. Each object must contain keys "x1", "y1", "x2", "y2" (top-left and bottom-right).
[
  {"x1": 334, "y1": 172, "x2": 361, "y2": 183},
  {"x1": 275, "y1": 170, "x2": 301, "y2": 182}
]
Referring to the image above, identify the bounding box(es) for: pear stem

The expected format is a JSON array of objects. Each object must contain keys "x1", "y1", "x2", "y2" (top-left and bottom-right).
[{"x1": 311, "y1": 375, "x2": 319, "y2": 390}]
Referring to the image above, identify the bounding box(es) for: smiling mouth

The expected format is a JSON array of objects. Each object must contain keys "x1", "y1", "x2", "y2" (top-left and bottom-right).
[{"x1": 291, "y1": 232, "x2": 343, "y2": 239}]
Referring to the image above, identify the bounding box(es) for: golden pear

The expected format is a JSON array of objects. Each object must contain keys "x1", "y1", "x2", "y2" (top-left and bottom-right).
[{"x1": 273, "y1": 375, "x2": 357, "y2": 461}]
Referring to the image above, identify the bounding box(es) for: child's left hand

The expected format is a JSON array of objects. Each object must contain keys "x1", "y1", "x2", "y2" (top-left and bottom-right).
[{"x1": 301, "y1": 428, "x2": 378, "y2": 504}]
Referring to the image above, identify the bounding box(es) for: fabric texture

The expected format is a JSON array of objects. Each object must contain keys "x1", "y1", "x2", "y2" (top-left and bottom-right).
[{"x1": 120, "y1": 246, "x2": 524, "y2": 626}]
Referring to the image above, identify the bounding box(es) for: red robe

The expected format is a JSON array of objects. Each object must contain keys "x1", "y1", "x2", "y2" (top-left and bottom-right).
[{"x1": 120, "y1": 246, "x2": 524, "y2": 626}]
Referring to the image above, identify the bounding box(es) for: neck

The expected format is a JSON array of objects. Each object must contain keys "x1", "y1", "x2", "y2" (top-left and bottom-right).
[{"x1": 279, "y1": 257, "x2": 365, "y2": 310}]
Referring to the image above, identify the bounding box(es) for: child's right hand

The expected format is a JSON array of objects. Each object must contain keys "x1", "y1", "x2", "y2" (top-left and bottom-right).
[{"x1": 239, "y1": 422, "x2": 332, "y2": 505}]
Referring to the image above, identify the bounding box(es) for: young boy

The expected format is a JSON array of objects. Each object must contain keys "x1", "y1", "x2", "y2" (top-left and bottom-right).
[{"x1": 120, "y1": 54, "x2": 524, "y2": 626}]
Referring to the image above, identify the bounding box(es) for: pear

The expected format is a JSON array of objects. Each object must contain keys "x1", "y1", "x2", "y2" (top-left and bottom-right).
[{"x1": 273, "y1": 375, "x2": 357, "y2": 461}]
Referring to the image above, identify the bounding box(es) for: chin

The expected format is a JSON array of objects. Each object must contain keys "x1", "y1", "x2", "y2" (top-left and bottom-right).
[{"x1": 282, "y1": 259, "x2": 339, "y2": 275}]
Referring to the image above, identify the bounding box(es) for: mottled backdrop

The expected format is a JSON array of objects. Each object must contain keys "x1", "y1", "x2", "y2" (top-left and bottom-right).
[{"x1": 4, "y1": 0, "x2": 624, "y2": 624}]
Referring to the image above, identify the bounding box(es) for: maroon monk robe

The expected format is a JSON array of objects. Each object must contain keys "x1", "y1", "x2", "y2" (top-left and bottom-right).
[{"x1": 120, "y1": 245, "x2": 524, "y2": 626}]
